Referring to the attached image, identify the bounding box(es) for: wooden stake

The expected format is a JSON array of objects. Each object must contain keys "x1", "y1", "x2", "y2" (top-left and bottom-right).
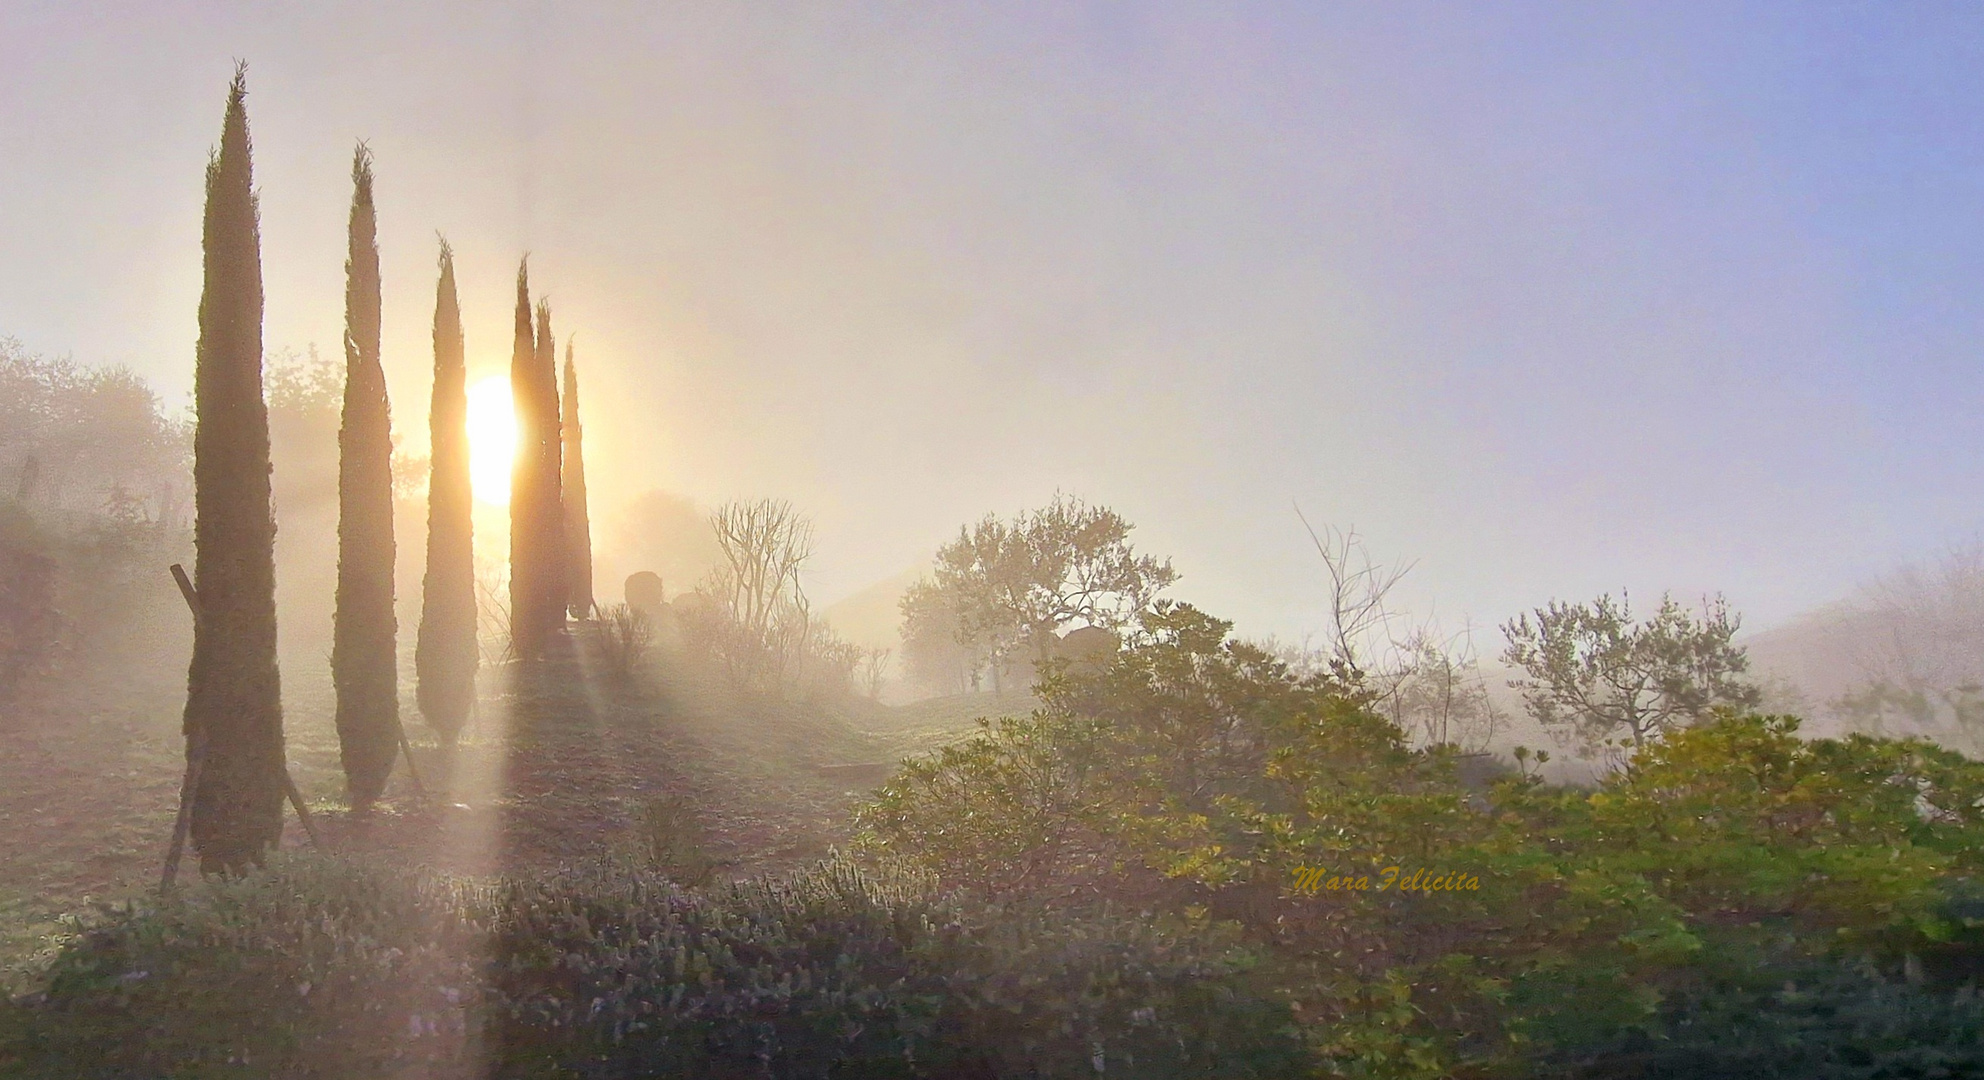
[
  {"x1": 159, "y1": 728, "x2": 205, "y2": 892},
  {"x1": 160, "y1": 564, "x2": 203, "y2": 892},
  {"x1": 282, "y1": 769, "x2": 323, "y2": 848},
  {"x1": 393, "y1": 718, "x2": 427, "y2": 797}
]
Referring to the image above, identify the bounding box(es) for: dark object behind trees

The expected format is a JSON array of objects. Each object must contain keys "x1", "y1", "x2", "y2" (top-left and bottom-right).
[
  {"x1": 561, "y1": 341, "x2": 593, "y2": 618},
  {"x1": 331, "y1": 146, "x2": 399, "y2": 807},
  {"x1": 507, "y1": 270, "x2": 564, "y2": 656},
  {"x1": 415, "y1": 240, "x2": 476, "y2": 747},
  {"x1": 183, "y1": 68, "x2": 286, "y2": 874},
  {"x1": 624, "y1": 571, "x2": 665, "y2": 618}
]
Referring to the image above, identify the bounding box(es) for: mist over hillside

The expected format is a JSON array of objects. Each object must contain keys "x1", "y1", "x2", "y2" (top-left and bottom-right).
[{"x1": 13, "y1": 9, "x2": 1984, "y2": 1074}]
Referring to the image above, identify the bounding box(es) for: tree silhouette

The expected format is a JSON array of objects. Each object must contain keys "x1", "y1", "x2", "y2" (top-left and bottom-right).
[
  {"x1": 508, "y1": 265, "x2": 564, "y2": 655},
  {"x1": 331, "y1": 144, "x2": 398, "y2": 807},
  {"x1": 561, "y1": 340, "x2": 593, "y2": 618},
  {"x1": 184, "y1": 67, "x2": 286, "y2": 873},
  {"x1": 416, "y1": 238, "x2": 476, "y2": 746}
]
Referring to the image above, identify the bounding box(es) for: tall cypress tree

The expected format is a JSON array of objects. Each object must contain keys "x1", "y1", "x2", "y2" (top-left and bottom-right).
[
  {"x1": 185, "y1": 67, "x2": 286, "y2": 873},
  {"x1": 416, "y1": 239, "x2": 476, "y2": 746},
  {"x1": 331, "y1": 144, "x2": 399, "y2": 807},
  {"x1": 561, "y1": 340, "x2": 594, "y2": 618},
  {"x1": 535, "y1": 299, "x2": 566, "y2": 628},
  {"x1": 508, "y1": 261, "x2": 550, "y2": 655}
]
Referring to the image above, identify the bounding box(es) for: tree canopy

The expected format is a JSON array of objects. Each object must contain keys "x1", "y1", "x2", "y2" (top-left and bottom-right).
[
  {"x1": 900, "y1": 495, "x2": 1176, "y2": 691},
  {"x1": 1501, "y1": 591, "x2": 1760, "y2": 755}
]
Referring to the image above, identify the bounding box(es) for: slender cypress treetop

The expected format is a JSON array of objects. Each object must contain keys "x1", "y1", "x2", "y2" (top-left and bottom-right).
[
  {"x1": 185, "y1": 66, "x2": 286, "y2": 873},
  {"x1": 331, "y1": 144, "x2": 399, "y2": 807},
  {"x1": 561, "y1": 340, "x2": 594, "y2": 618},
  {"x1": 417, "y1": 239, "x2": 477, "y2": 745}
]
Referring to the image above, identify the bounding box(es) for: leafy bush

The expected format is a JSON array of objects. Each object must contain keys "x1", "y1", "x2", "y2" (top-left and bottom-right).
[
  {"x1": 1540, "y1": 965, "x2": 1984, "y2": 1079},
  {"x1": 859, "y1": 602, "x2": 1984, "y2": 1076},
  {"x1": 629, "y1": 794, "x2": 725, "y2": 886},
  {"x1": 3, "y1": 856, "x2": 482, "y2": 1078},
  {"x1": 2, "y1": 854, "x2": 1304, "y2": 1079}
]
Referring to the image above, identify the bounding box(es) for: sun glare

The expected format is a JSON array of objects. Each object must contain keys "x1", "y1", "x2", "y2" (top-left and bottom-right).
[{"x1": 466, "y1": 375, "x2": 517, "y2": 506}]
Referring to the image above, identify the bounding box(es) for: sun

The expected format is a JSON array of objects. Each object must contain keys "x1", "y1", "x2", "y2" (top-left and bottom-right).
[{"x1": 466, "y1": 375, "x2": 517, "y2": 506}]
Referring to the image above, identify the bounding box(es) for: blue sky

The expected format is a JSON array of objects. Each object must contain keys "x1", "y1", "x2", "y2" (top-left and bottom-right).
[{"x1": 3, "y1": 2, "x2": 1983, "y2": 642}]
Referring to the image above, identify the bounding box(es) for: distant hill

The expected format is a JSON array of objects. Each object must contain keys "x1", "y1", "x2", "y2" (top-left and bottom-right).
[{"x1": 818, "y1": 565, "x2": 924, "y2": 652}]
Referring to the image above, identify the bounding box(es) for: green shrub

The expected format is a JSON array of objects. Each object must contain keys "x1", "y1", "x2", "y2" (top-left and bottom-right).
[
  {"x1": 628, "y1": 794, "x2": 725, "y2": 886},
  {"x1": 3, "y1": 856, "x2": 483, "y2": 1078},
  {"x1": 858, "y1": 603, "x2": 1984, "y2": 1076},
  {"x1": 1540, "y1": 964, "x2": 1984, "y2": 1079},
  {"x1": 3, "y1": 854, "x2": 1304, "y2": 1079}
]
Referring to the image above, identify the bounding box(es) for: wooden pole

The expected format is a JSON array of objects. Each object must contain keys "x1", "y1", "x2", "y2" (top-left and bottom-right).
[
  {"x1": 282, "y1": 770, "x2": 323, "y2": 847},
  {"x1": 393, "y1": 717, "x2": 427, "y2": 797},
  {"x1": 160, "y1": 564, "x2": 204, "y2": 892},
  {"x1": 160, "y1": 733, "x2": 205, "y2": 891},
  {"x1": 161, "y1": 563, "x2": 319, "y2": 895}
]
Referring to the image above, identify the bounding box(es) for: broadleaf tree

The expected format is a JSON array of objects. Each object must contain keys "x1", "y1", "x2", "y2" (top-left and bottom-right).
[
  {"x1": 1501, "y1": 591, "x2": 1760, "y2": 756},
  {"x1": 899, "y1": 496, "x2": 1176, "y2": 691}
]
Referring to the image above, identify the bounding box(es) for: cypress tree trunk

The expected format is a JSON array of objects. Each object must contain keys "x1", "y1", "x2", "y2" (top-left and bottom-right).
[
  {"x1": 561, "y1": 341, "x2": 594, "y2": 618},
  {"x1": 416, "y1": 239, "x2": 476, "y2": 746},
  {"x1": 331, "y1": 145, "x2": 399, "y2": 807},
  {"x1": 185, "y1": 67, "x2": 286, "y2": 874}
]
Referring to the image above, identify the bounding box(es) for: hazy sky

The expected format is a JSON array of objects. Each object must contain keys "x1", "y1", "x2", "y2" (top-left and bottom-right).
[{"x1": 5, "y1": 2, "x2": 1984, "y2": 642}]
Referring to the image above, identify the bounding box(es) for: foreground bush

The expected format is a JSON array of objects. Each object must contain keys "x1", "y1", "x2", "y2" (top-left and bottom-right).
[
  {"x1": 1539, "y1": 964, "x2": 1984, "y2": 1079},
  {"x1": 0, "y1": 854, "x2": 1303, "y2": 1079}
]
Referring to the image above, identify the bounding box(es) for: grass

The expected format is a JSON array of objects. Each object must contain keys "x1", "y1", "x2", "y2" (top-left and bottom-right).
[{"x1": 0, "y1": 583, "x2": 1014, "y2": 995}]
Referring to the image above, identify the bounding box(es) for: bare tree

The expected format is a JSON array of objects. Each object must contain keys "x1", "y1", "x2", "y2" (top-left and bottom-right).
[
  {"x1": 701, "y1": 498, "x2": 814, "y2": 687},
  {"x1": 1294, "y1": 511, "x2": 1504, "y2": 751},
  {"x1": 1380, "y1": 625, "x2": 1505, "y2": 753},
  {"x1": 1295, "y1": 508, "x2": 1412, "y2": 681},
  {"x1": 859, "y1": 646, "x2": 892, "y2": 700}
]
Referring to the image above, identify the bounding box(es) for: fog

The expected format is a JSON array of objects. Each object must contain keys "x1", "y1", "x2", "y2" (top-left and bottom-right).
[
  {"x1": 7, "y1": 3, "x2": 1983, "y2": 646},
  {"x1": 20, "y1": 8, "x2": 1984, "y2": 1075}
]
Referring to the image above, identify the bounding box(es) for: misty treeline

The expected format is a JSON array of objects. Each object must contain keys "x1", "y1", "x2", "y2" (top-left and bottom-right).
[
  {"x1": 1824, "y1": 543, "x2": 1984, "y2": 747},
  {"x1": 0, "y1": 338, "x2": 189, "y2": 696},
  {"x1": 0, "y1": 338, "x2": 189, "y2": 525},
  {"x1": 607, "y1": 496, "x2": 883, "y2": 701}
]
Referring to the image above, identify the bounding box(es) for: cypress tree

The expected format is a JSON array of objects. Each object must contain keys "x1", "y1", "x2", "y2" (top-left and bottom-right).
[
  {"x1": 415, "y1": 238, "x2": 476, "y2": 747},
  {"x1": 331, "y1": 144, "x2": 399, "y2": 807},
  {"x1": 508, "y1": 262, "x2": 550, "y2": 655},
  {"x1": 185, "y1": 67, "x2": 286, "y2": 873},
  {"x1": 534, "y1": 299, "x2": 566, "y2": 631},
  {"x1": 561, "y1": 340, "x2": 594, "y2": 618}
]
